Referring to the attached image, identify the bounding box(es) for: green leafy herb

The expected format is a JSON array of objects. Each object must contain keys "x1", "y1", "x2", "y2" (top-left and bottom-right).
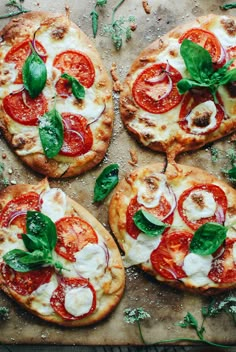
[
  {"x1": 3, "y1": 211, "x2": 65, "y2": 273},
  {"x1": 103, "y1": 0, "x2": 136, "y2": 50},
  {"x1": 39, "y1": 107, "x2": 64, "y2": 158},
  {"x1": 93, "y1": 164, "x2": 119, "y2": 202},
  {"x1": 190, "y1": 222, "x2": 227, "y2": 255},
  {"x1": 177, "y1": 39, "x2": 236, "y2": 102},
  {"x1": 0, "y1": 0, "x2": 30, "y2": 19},
  {"x1": 90, "y1": 0, "x2": 107, "y2": 38},
  {"x1": 124, "y1": 308, "x2": 151, "y2": 344},
  {"x1": 133, "y1": 209, "x2": 168, "y2": 237},
  {"x1": 220, "y1": 3, "x2": 236, "y2": 10},
  {"x1": 61, "y1": 73, "x2": 85, "y2": 100},
  {"x1": 0, "y1": 306, "x2": 10, "y2": 320}
]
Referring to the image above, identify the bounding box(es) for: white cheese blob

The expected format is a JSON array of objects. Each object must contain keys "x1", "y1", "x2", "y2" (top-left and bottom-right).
[
  {"x1": 0, "y1": 228, "x2": 26, "y2": 257},
  {"x1": 64, "y1": 286, "x2": 94, "y2": 317},
  {"x1": 74, "y1": 243, "x2": 108, "y2": 279},
  {"x1": 136, "y1": 173, "x2": 168, "y2": 208},
  {"x1": 30, "y1": 279, "x2": 58, "y2": 316},
  {"x1": 182, "y1": 253, "x2": 213, "y2": 287},
  {"x1": 182, "y1": 189, "x2": 216, "y2": 221},
  {"x1": 186, "y1": 100, "x2": 217, "y2": 135},
  {"x1": 40, "y1": 188, "x2": 67, "y2": 222},
  {"x1": 123, "y1": 233, "x2": 161, "y2": 267}
]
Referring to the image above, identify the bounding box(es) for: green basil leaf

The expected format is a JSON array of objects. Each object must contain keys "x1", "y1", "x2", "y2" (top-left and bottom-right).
[
  {"x1": 220, "y1": 3, "x2": 236, "y2": 10},
  {"x1": 133, "y1": 209, "x2": 168, "y2": 237},
  {"x1": 22, "y1": 233, "x2": 46, "y2": 252},
  {"x1": 90, "y1": 10, "x2": 99, "y2": 38},
  {"x1": 227, "y1": 167, "x2": 236, "y2": 180},
  {"x1": 180, "y1": 39, "x2": 213, "y2": 82},
  {"x1": 39, "y1": 107, "x2": 64, "y2": 158},
  {"x1": 18, "y1": 249, "x2": 49, "y2": 265},
  {"x1": 61, "y1": 73, "x2": 85, "y2": 100},
  {"x1": 26, "y1": 211, "x2": 57, "y2": 251},
  {"x1": 219, "y1": 67, "x2": 236, "y2": 86},
  {"x1": 190, "y1": 222, "x2": 227, "y2": 255},
  {"x1": 177, "y1": 78, "x2": 208, "y2": 94},
  {"x1": 93, "y1": 164, "x2": 119, "y2": 202},
  {"x1": 22, "y1": 46, "x2": 47, "y2": 98},
  {"x1": 3, "y1": 249, "x2": 40, "y2": 272}
]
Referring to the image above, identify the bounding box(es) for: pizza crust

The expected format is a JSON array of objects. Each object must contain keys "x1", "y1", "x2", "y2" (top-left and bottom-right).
[
  {"x1": 0, "y1": 12, "x2": 113, "y2": 178},
  {"x1": 109, "y1": 162, "x2": 236, "y2": 295},
  {"x1": 0, "y1": 179, "x2": 125, "y2": 326},
  {"x1": 120, "y1": 14, "x2": 236, "y2": 162}
]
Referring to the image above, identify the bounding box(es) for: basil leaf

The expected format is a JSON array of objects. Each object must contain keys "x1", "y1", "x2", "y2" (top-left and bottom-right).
[
  {"x1": 93, "y1": 164, "x2": 119, "y2": 202},
  {"x1": 180, "y1": 39, "x2": 213, "y2": 82},
  {"x1": 190, "y1": 222, "x2": 227, "y2": 255},
  {"x1": 133, "y1": 209, "x2": 168, "y2": 237},
  {"x1": 220, "y1": 3, "x2": 236, "y2": 10},
  {"x1": 39, "y1": 107, "x2": 64, "y2": 158},
  {"x1": 26, "y1": 211, "x2": 57, "y2": 251},
  {"x1": 22, "y1": 46, "x2": 47, "y2": 98},
  {"x1": 61, "y1": 73, "x2": 85, "y2": 100},
  {"x1": 3, "y1": 249, "x2": 40, "y2": 272},
  {"x1": 18, "y1": 249, "x2": 49, "y2": 265},
  {"x1": 177, "y1": 78, "x2": 208, "y2": 94},
  {"x1": 219, "y1": 67, "x2": 236, "y2": 86},
  {"x1": 227, "y1": 167, "x2": 236, "y2": 180},
  {"x1": 22, "y1": 233, "x2": 46, "y2": 252}
]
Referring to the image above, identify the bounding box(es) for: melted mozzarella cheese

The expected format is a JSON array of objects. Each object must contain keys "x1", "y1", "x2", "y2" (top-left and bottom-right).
[
  {"x1": 186, "y1": 100, "x2": 217, "y2": 134},
  {"x1": 182, "y1": 253, "x2": 213, "y2": 287},
  {"x1": 74, "y1": 243, "x2": 107, "y2": 279},
  {"x1": 182, "y1": 190, "x2": 216, "y2": 221},
  {"x1": 136, "y1": 173, "x2": 167, "y2": 208},
  {"x1": 40, "y1": 188, "x2": 67, "y2": 222},
  {"x1": 0, "y1": 228, "x2": 26, "y2": 257},
  {"x1": 64, "y1": 286, "x2": 94, "y2": 317},
  {"x1": 30, "y1": 278, "x2": 58, "y2": 316},
  {"x1": 123, "y1": 233, "x2": 161, "y2": 267}
]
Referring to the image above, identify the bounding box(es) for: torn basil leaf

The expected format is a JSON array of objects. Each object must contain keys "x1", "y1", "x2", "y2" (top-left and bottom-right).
[
  {"x1": 61, "y1": 73, "x2": 85, "y2": 100},
  {"x1": 133, "y1": 209, "x2": 168, "y2": 237},
  {"x1": 93, "y1": 164, "x2": 119, "y2": 202}
]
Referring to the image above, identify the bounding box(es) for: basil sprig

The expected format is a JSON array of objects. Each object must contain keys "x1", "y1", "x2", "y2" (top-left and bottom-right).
[
  {"x1": 133, "y1": 209, "x2": 168, "y2": 237},
  {"x1": 3, "y1": 211, "x2": 64, "y2": 273},
  {"x1": 93, "y1": 164, "x2": 119, "y2": 202},
  {"x1": 39, "y1": 107, "x2": 64, "y2": 158},
  {"x1": 190, "y1": 222, "x2": 227, "y2": 256},
  {"x1": 61, "y1": 73, "x2": 85, "y2": 100},
  {"x1": 177, "y1": 39, "x2": 236, "y2": 102},
  {"x1": 22, "y1": 43, "x2": 47, "y2": 98}
]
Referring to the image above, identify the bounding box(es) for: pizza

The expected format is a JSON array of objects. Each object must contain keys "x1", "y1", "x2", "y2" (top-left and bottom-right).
[
  {"x1": 109, "y1": 162, "x2": 236, "y2": 295},
  {"x1": 0, "y1": 179, "x2": 125, "y2": 326},
  {"x1": 0, "y1": 11, "x2": 113, "y2": 178},
  {"x1": 120, "y1": 14, "x2": 236, "y2": 162}
]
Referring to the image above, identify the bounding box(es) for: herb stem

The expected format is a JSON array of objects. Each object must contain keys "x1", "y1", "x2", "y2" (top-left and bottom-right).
[
  {"x1": 0, "y1": 9, "x2": 29, "y2": 19},
  {"x1": 148, "y1": 337, "x2": 233, "y2": 348},
  {"x1": 112, "y1": 0, "x2": 125, "y2": 24}
]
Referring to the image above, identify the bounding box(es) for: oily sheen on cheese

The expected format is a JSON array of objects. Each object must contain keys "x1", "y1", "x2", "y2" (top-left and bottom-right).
[
  {"x1": 0, "y1": 179, "x2": 125, "y2": 326},
  {"x1": 120, "y1": 14, "x2": 236, "y2": 162},
  {"x1": 109, "y1": 163, "x2": 236, "y2": 295}
]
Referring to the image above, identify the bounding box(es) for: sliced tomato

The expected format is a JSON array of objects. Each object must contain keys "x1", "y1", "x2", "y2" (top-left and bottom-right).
[
  {"x1": 0, "y1": 192, "x2": 40, "y2": 233},
  {"x1": 132, "y1": 63, "x2": 182, "y2": 114},
  {"x1": 227, "y1": 46, "x2": 236, "y2": 69},
  {"x1": 208, "y1": 239, "x2": 236, "y2": 283},
  {"x1": 126, "y1": 195, "x2": 174, "y2": 239},
  {"x1": 3, "y1": 91, "x2": 47, "y2": 126},
  {"x1": 0, "y1": 263, "x2": 53, "y2": 295},
  {"x1": 179, "y1": 90, "x2": 224, "y2": 135},
  {"x1": 50, "y1": 277, "x2": 96, "y2": 320},
  {"x1": 5, "y1": 39, "x2": 47, "y2": 84},
  {"x1": 150, "y1": 231, "x2": 192, "y2": 280},
  {"x1": 59, "y1": 113, "x2": 93, "y2": 157},
  {"x1": 55, "y1": 78, "x2": 72, "y2": 98},
  {"x1": 178, "y1": 184, "x2": 227, "y2": 231},
  {"x1": 55, "y1": 216, "x2": 98, "y2": 262},
  {"x1": 179, "y1": 28, "x2": 223, "y2": 64},
  {"x1": 53, "y1": 50, "x2": 95, "y2": 96}
]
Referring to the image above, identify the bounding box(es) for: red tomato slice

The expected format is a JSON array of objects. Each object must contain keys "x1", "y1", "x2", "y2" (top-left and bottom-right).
[
  {"x1": 208, "y1": 239, "x2": 236, "y2": 283},
  {"x1": 227, "y1": 46, "x2": 236, "y2": 70},
  {"x1": 132, "y1": 63, "x2": 182, "y2": 114},
  {"x1": 150, "y1": 231, "x2": 192, "y2": 280},
  {"x1": 50, "y1": 277, "x2": 96, "y2": 320},
  {"x1": 126, "y1": 195, "x2": 174, "y2": 239},
  {"x1": 59, "y1": 113, "x2": 93, "y2": 157},
  {"x1": 179, "y1": 28, "x2": 223, "y2": 64},
  {"x1": 179, "y1": 90, "x2": 224, "y2": 135},
  {"x1": 0, "y1": 192, "x2": 40, "y2": 233},
  {"x1": 53, "y1": 50, "x2": 95, "y2": 97},
  {"x1": 5, "y1": 39, "x2": 47, "y2": 84},
  {"x1": 3, "y1": 91, "x2": 47, "y2": 126},
  {"x1": 0, "y1": 263, "x2": 53, "y2": 295},
  {"x1": 178, "y1": 184, "x2": 227, "y2": 230},
  {"x1": 55, "y1": 216, "x2": 98, "y2": 262}
]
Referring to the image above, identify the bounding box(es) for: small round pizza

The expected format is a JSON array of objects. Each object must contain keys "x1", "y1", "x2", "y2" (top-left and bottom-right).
[
  {"x1": 120, "y1": 14, "x2": 236, "y2": 162},
  {"x1": 0, "y1": 179, "x2": 125, "y2": 326},
  {"x1": 109, "y1": 162, "x2": 236, "y2": 295},
  {"x1": 0, "y1": 11, "x2": 113, "y2": 178}
]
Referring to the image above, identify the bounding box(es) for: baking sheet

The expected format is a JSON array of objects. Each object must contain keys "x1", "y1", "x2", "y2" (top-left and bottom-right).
[{"x1": 0, "y1": 0, "x2": 236, "y2": 345}]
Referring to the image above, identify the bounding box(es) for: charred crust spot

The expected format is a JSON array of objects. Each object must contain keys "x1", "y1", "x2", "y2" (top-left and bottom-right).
[
  {"x1": 51, "y1": 25, "x2": 68, "y2": 40},
  {"x1": 192, "y1": 112, "x2": 211, "y2": 127},
  {"x1": 221, "y1": 18, "x2": 236, "y2": 36},
  {"x1": 191, "y1": 193, "x2": 205, "y2": 209}
]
